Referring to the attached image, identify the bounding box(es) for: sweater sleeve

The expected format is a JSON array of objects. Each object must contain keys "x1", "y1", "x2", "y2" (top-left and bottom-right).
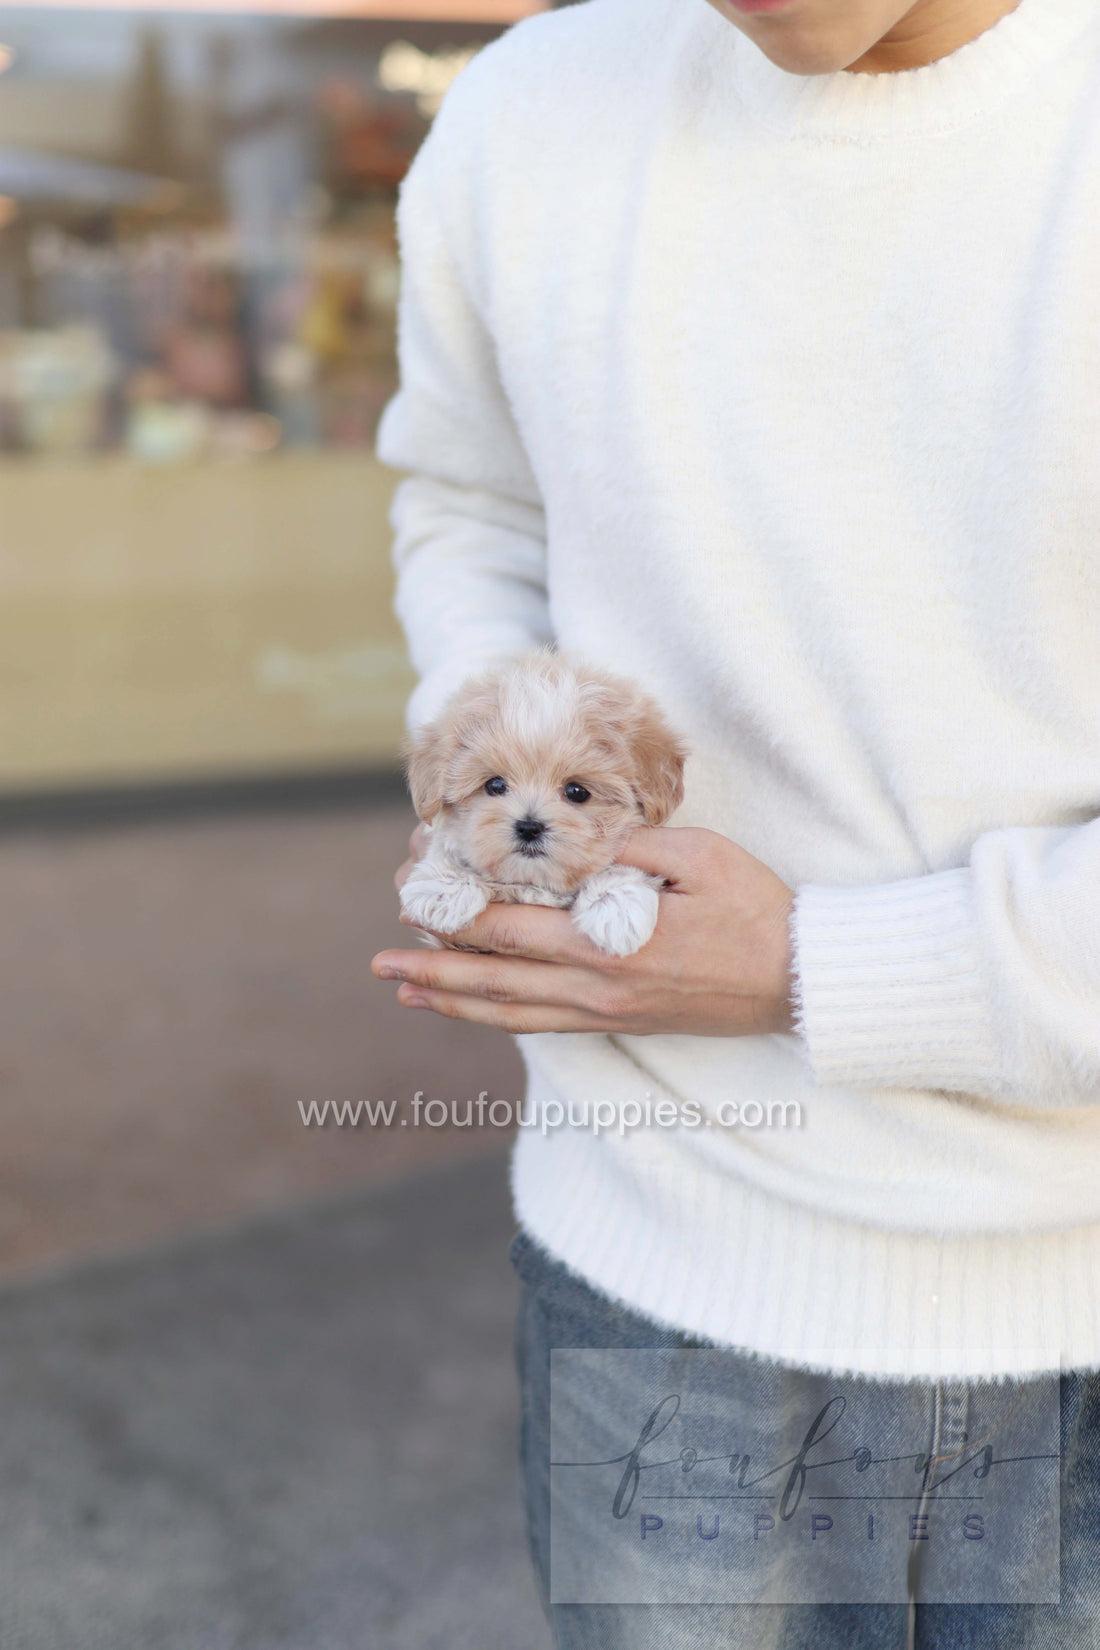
[
  {"x1": 792, "y1": 817, "x2": 1100, "y2": 1107},
  {"x1": 375, "y1": 69, "x2": 553, "y2": 731}
]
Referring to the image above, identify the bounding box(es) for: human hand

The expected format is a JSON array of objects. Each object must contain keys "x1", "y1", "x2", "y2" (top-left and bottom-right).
[
  {"x1": 373, "y1": 826, "x2": 795, "y2": 1038},
  {"x1": 394, "y1": 821, "x2": 432, "y2": 896}
]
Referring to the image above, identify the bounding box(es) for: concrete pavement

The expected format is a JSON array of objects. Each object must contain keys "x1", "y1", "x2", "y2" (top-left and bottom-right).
[
  {"x1": 0, "y1": 1151, "x2": 550, "y2": 1649},
  {"x1": 0, "y1": 798, "x2": 523, "y2": 1279},
  {"x1": 0, "y1": 797, "x2": 548, "y2": 1647}
]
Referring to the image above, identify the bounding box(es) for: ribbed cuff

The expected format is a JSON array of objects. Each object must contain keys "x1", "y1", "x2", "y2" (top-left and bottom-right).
[{"x1": 792, "y1": 867, "x2": 1004, "y2": 1095}]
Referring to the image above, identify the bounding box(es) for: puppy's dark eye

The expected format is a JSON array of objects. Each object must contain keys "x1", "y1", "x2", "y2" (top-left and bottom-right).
[
  {"x1": 484, "y1": 776, "x2": 508, "y2": 797},
  {"x1": 564, "y1": 782, "x2": 591, "y2": 805}
]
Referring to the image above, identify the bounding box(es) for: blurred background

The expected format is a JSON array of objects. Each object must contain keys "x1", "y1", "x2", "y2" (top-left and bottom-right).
[{"x1": 0, "y1": 3, "x2": 548, "y2": 1643}]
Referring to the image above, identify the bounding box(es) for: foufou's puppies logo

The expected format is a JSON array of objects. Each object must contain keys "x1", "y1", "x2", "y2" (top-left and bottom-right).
[{"x1": 400, "y1": 651, "x2": 687, "y2": 956}]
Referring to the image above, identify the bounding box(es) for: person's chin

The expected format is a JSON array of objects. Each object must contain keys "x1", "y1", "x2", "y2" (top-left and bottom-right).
[
  {"x1": 710, "y1": 1, "x2": 868, "y2": 76},
  {"x1": 751, "y1": 33, "x2": 863, "y2": 75}
]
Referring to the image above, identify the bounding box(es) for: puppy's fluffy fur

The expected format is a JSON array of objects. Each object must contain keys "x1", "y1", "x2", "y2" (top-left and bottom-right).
[{"x1": 400, "y1": 651, "x2": 687, "y2": 956}]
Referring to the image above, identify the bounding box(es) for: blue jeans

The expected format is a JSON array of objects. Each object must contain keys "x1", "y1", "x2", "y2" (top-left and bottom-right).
[{"x1": 510, "y1": 1229, "x2": 1100, "y2": 1650}]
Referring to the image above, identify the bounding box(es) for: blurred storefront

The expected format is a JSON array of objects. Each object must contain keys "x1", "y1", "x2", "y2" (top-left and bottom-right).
[{"x1": 0, "y1": 0, "x2": 543, "y2": 791}]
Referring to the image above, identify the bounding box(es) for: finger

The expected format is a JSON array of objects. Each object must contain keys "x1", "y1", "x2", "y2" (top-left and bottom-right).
[
  {"x1": 613, "y1": 825, "x2": 712, "y2": 883},
  {"x1": 395, "y1": 983, "x2": 620, "y2": 1035},
  {"x1": 401, "y1": 902, "x2": 613, "y2": 966},
  {"x1": 408, "y1": 821, "x2": 431, "y2": 861},
  {"x1": 373, "y1": 948, "x2": 613, "y2": 1011}
]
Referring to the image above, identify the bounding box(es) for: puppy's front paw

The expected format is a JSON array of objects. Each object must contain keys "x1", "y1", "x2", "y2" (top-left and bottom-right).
[
  {"x1": 571, "y1": 866, "x2": 661, "y2": 957},
  {"x1": 400, "y1": 864, "x2": 490, "y2": 935}
]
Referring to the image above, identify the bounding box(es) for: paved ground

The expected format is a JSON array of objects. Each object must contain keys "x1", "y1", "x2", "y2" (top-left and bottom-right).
[
  {"x1": 0, "y1": 1151, "x2": 550, "y2": 1650},
  {"x1": 0, "y1": 799, "x2": 523, "y2": 1279},
  {"x1": 0, "y1": 797, "x2": 547, "y2": 1648}
]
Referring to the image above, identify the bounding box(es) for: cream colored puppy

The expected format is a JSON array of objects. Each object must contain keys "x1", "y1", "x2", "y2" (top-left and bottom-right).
[{"x1": 400, "y1": 652, "x2": 687, "y2": 956}]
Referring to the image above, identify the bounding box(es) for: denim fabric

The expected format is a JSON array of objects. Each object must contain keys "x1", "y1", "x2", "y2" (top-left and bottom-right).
[{"x1": 510, "y1": 1230, "x2": 1100, "y2": 1650}]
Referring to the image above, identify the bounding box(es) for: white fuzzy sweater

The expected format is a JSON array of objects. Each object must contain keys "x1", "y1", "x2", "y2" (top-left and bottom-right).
[{"x1": 376, "y1": 0, "x2": 1100, "y2": 1379}]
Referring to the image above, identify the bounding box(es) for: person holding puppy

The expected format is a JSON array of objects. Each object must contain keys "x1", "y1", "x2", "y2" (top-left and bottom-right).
[{"x1": 371, "y1": 0, "x2": 1100, "y2": 1642}]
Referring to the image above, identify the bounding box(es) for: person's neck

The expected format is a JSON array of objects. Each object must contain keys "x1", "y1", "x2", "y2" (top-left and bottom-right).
[{"x1": 848, "y1": 0, "x2": 1022, "y2": 72}]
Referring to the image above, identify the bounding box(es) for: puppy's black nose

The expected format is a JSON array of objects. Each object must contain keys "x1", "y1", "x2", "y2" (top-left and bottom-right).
[{"x1": 514, "y1": 817, "x2": 546, "y2": 843}]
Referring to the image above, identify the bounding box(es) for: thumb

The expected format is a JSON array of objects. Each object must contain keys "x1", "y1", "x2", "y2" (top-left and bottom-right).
[{"x1": 613, "y1": 825, "x2": 704, "y2": 882}]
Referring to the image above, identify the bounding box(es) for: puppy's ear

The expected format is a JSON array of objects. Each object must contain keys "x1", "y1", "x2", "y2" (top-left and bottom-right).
[
  {"x1": 629, "y1": 703, "x2": 687, "y2": 827},
  {"x1": 404, "y1": 720, "x2": 456, "y2": 824}
]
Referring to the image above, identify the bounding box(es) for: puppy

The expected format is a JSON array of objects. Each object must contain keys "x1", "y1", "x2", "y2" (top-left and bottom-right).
[{"x1": 400, "y1": 651, "x2": 687, "y2": 956}]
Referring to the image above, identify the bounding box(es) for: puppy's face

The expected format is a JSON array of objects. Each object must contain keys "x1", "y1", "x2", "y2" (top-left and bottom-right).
[{"x1": 407, "y1": 659, "x2": 686, "y2": 894}]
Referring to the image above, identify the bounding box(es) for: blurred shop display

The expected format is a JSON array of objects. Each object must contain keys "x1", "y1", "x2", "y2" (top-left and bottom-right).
[
  {"x1": 0, "y1": 4, "x2": 541, "y2": 792},
  {"x1": 0, "y1": 11, "x2": 508, "y2": 463}
]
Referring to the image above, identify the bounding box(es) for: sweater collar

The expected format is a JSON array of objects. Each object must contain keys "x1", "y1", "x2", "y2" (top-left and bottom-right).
[{"x1": 696, "y1": 0, "x2": 1099, "y2": 142}]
